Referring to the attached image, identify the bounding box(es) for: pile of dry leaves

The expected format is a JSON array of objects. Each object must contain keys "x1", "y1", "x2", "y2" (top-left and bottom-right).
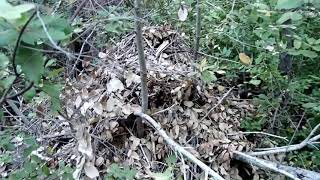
[{"x1": 59, "y1": 26, "x2": 257, "y2": 179}]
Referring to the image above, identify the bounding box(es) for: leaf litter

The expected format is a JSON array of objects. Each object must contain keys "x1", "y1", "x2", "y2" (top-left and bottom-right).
[{"x1": 57, "y1": 26, "x2": 257, "y2": 179}]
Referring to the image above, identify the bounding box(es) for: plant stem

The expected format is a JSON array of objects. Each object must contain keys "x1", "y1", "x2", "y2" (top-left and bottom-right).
[{"x1": 134, "y1": 0, "x2": 148, "y2": 113}]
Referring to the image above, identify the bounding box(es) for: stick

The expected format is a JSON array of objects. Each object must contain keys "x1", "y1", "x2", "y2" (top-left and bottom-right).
[
  {"x1": 233, "y1": 151, "x2": 320, "y2": 180},
  {"x1": 201, "y1": 87, "x2": 234, "y2": 121},
  {"x1": 228, "y1": 131, "x2": 288, "y2": 141},
  {"x1": 135, "y1": 112, "x2": 224, "y2": 180},
  {"x1": 248, "y1": 123, "x2": 320, "y2": 156}
]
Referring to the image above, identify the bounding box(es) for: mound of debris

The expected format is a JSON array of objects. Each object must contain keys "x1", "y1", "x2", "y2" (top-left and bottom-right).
[{"x1": 61, "y1": 26, "x2": 256, "y2": 179}]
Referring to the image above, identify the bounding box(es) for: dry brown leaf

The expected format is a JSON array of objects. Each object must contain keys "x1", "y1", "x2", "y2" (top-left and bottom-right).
[
  {"x1": 239, "y1": 53, "x2": 252, "y2": 65},
  {"x1": 107, "y1": 78, "x2": 124, "y2": 93},
  {"x1": 183, "y1": 101, "x2": 194, "y2": 107}
]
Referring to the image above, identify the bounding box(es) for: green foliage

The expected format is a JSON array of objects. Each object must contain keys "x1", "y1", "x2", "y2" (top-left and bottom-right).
[
  {"x1": 0, "y1": 130, "x2": 73, "y2": 179},
  {"x1": 0, "y1": 1, "x2": 74, "y2": 179},
  {"x1": 276, "y1": 0, "x2": 302, "y2": 10},
  {"x1": 0, "y1": 0, "x2": 35, "y2": 20},
  {"x1": 150, "y1": 155, "x2": 177, "y2": 180},
  {"x1": 0, "y1": 1, "x2": 72, "y2": 112},
  {"x1": 106, "y1": 164, "x2": 137, "y2": 180}
]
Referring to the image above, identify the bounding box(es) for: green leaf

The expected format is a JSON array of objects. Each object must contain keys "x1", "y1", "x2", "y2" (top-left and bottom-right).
[
  {"x1": 311, "y1": 46, "x2": 320, "y2": 52},
  {"x1": 201, "y1": 70, "x2": 217, "y2": 83},
  {"x1": 299, "y1": 50, "x2": 318, "y2": 58},
  {"x1": 23, "y1": 87, "x2": 36, "y2": 102},
  {"x1": 16, "y1": 47, "x2": 44, "y2": 83},
  {"x1": 276, "y1": 0, "x2": 303, "y2": 9},
  {"x1": 41, "y1": 83, "x2": 62, "y2": 112},
  {"x1": 21, "y1": 15, "x2": 72, "y2": 44},
  {"x1": 315, "y1": 39, "x2": 320, "y2": 44},
  {"x1": 0, "y1": 0, "x2": 35, "y2": 20},
  {"x1": 287, "y1": 49, "x2": 301, "y2": 56},
  {"x1": 0, "y1": 75, "x2": 15, "y2": 89},
  {"x1": 249, "y1": 79, "x2": 261, "y2": 86},
  {"x1": 165, "y1": 155, "x2": 177, "y2": 166},
  {"x1": 277, "y1": 12, "x2": 302, "y2": 24},
  {"x1": 303, "y1": 103, "x2": 317, "y2": 108},
  {"x1": 0, "y1": 53, "x2": 9, "y2": 68},
  {"x1": 0, "y1": 29, "x2": 18, "y2": 46},
  {"x1": 306, "y1": 37, "x2": 316, "y2": 45},
  {"x1": 294, "y1": 40, "x2": 302, "y2": 49},
  {"x1": 151, "y1": 167, "x2": 173, "y2": 180}
]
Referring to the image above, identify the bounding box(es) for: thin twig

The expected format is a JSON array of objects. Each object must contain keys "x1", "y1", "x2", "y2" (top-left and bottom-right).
[
  {"x1": 198, "y1": 51, "x2": 241, "y2": 64},
  {"x1": 135, "y1": 112, "x2": 224, "y2": 180},
  {"x1": 6, "y1": 100, "x2": 36, "y2": 132},
  {"x1": 201, "y1": 87, "x2": 234, "y2": 121},
  {"x1": 248, "y1": 123, "x2": 320, "y2": 156},
  {"x1": 152, "y1": 103, "x2": 177, "y2": 115},
  {"x1": 6, "y1": 82, "x2": 34, "y2": 100},
  {"x1": 228, "y1": 131, "x2": 288, "y2": 142},
  {"x1": 70, "y1": 26, "x2": 96, "y2": 76},
  {"x1": 289, "y1": 112, "x2": 305, "y2": 145},
  {"x1": 69, "y1": 0, "x2": 87, "y2": 23},
  {"x1": 36, "y1": 10, "x2": 76, "y2": 60}
]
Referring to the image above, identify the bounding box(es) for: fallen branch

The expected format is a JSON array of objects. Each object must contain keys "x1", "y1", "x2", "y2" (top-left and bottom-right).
[
  {"x1": 135, "y1": 112, "x2": 224, "y2": 180},
  {"x1": 248, "y1": 123, "x2": 320, "y2": 156},
  {"x1": 233, "y1": 151, "x2": 320, "y2": 180}
]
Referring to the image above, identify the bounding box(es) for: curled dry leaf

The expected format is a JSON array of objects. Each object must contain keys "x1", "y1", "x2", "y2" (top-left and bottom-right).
[
  {"x1": 178, "y1": 5, "x2": 188, "y2": 21},
  {"x1": 93, "y1": 102, "x2": 103, "y2": 115},
  {"x1": 74, "y1": 96, "x2": 82, "y2": 109},
  {"x1": 98, "y1": 52, "x2": 108, "y2": 59},
  {"x1": 84, "y1": 162, "x2": 100, "y2": 179},
  {"x1": 107, "y1": 78, "x2": 124, "y2": 93},
  {"x1": 125, "y1": 71, "x2": 141, "y2": 87},
  {"x1": 239, "y1": 53, "x2": 252, "y2": 65}
]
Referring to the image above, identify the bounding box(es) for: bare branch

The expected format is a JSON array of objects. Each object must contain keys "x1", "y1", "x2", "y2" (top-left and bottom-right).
[
  {"x1": 135, "y1": 112, "x2": 224, "y2": 180},
  {"x1": 248, "y1": 123, "x2": 320, "y2": 156},
  {"x1": 233, "y1": 151, "x2": 320, "y2": 180}
]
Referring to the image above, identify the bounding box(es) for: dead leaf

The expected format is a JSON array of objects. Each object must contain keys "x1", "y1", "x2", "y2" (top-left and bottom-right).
[
  {"x1": 178, "y1": 5, "x2": 188, "y2": 21},
  {"x1": 73, "y1": 156, "x2": 85, "y2": 180},
  {"x1": 239, "y1": 53, "x2": 252, "y2": 65},
  {"x1": 74, "y1": 96, "x2": 82, "y2": 109},
  {"x1": 93, "y1": 102, "x2": 103, "y2": 115},
  {"x1": 183, "y1": 101, "x2": 194, "y2": 107},
  {"x1": 156, "y1": 40, "x2": 169, "y2": 57},
  {"x1": 125, "y1": 71, "x2": 140, "y2": 87},
  {"x1": 84, "y1": 163, "x2": 99, "y2": 179},
  {"x1": 217, "y1": 85, "x2": 225, "y2": 92},
  {"x1": 98, "y1": 52, "x2": 107, "y2": 59},
  {"x1": 95, "y1": 157, "x2": 104, "y2": 167},
  {"x1": 107, "y1": 78, "x2": 124, "y2": 93}
]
